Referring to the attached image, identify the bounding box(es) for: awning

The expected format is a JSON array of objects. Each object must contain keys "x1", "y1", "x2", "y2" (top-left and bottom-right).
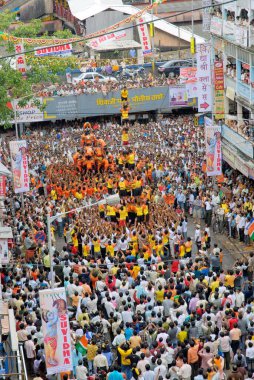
[{"x1": 93, "y1": 39, "x2": 141, "y2": 51}]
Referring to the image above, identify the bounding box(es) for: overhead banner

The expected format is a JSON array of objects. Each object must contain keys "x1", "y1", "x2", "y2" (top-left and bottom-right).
[
  {"x1": 35, "y1": 44, "x2": 72, "y2": 57},
  {"x1": 137, "y1": 17, "x2": 152, "y2": 56},
  {"x1": 169, "y1": 86, "x2": 189, "y2": 106},
  {"x1": 87, "y1": 31, "x2": 127, "y2": 49},
  {"x1": 214, "y1": 60, "x2": 225, "y2": 120},
  {"x1": 9, "y1": 140, "x2": 29, "y2": 194},
  {"x1": 196, "y1": 43, "x2": 212, "y2": 112},
  {"x1": 202, "y1": 0, "x2": 212, "y2": 32},
  {"x1": 39, "y1": 288, "x2": 72, "y2": 375},
  {"x1": 205, "y1": 125, "x2": 222, "y2": 176}
]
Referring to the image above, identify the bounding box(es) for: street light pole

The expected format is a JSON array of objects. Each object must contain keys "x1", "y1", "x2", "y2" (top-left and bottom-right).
[{"x1": 192, "y1": 0, "x2": 194, "y2": 67}]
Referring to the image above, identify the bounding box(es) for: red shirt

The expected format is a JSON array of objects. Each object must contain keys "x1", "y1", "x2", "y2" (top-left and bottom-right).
[{"x1": 229, "y1": 317, "x2": 238, "y2": 330}]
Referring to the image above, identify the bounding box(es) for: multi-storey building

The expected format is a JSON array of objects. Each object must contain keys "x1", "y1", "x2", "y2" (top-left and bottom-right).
[{"x1": 210, "y1": 0, "x2": 254, "y2": 177}]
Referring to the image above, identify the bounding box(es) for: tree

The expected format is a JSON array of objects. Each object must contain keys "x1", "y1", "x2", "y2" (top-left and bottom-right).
[{"x1": 0, "y1": 12, "x2": 81, "y2": 127}]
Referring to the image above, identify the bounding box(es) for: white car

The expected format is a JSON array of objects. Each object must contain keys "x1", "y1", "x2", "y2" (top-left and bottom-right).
[{"x1": 72, "y1": 72, "x2": 117, "y2": 85}]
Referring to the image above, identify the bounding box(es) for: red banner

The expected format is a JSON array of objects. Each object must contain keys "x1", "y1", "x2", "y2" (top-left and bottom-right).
[{"x1": 0, "y1": 176, "x2": 6, "y2": 196}]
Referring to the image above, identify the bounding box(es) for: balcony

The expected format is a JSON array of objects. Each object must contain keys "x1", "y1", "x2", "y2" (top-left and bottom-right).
[
  {"x1": 237, "y1": 80, "x2": 250, "y2": 101},
  {"x1": 223, "y1": 20, "x2": 235, "y2": 42}
]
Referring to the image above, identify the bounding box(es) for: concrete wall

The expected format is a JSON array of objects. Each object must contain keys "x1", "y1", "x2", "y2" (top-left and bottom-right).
[
  {"x1": 86, "y1": 10, "x2": 134, "y2": 40},
  {"x1": 154, "y1": 28, "x2": 188, "y2": 49},
  {"x1": 20, "y1": 0, "x2": 53, "y2": 21}
]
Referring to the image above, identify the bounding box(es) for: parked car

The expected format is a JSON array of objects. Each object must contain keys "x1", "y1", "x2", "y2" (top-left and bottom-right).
[
  {"x1": 158, "y1": 59, "x2": 195, "y2": 77},
  {"x1": 72, "y1": 72, "x2": 117, "y2": 85},
  {"x1": 115, "y1": 67, "x2": 145, "y2": 80}
]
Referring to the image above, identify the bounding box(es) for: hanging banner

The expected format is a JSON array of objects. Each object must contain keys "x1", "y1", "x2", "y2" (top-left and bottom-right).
[
  {"x1": 39, "y1": 288, "x2": 72, "y2": 375},
  {"x1": 9, "y1": 140, "x2": 29, "y2": 194},
  {"x1": 137, "y1": 17, "x2": 152, "y2": 56},
  {"x1": 214, "y1": 60, "x2": 225, "y2": 119},
  {"x1": 0, "y1": 176, "x2": 6, "y2": 196},
  {"x1": 35, "y1": 43, "x2": 73, "y2": 57},
  {"x1": 210, "y1": 17, "x2": 223, "y2": 36},
  {"x1": 0, "y1": 239, "x2": 9, "y2": 264},
  {"x1": 205, "y1": 125, "x2": 222, "y2": 176},
  {"x1": 14, "y1": 43, "x2": 26, "y2": 74},
  {"x1": 179, "y1": 67, "x2": 197, "y2": 83},
  {"x1": 87, "y1": 31, "x2": 127, "y2": 49},
  {"x1": 202, "y1": 0, "x2": 212, "y2": 32},
  {"x1": 169, "y1": 86, "x2": 189, "y2": 106},
  {"x1": 196, "y1": 43, "x2": 212, "y2": 112}
]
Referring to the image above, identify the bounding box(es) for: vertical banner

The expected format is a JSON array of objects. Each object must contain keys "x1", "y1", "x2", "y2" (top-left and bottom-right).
[
  {"x1": 196, "y1": 43, "x2": 212, "y2": 112},
  {"x1": 214, "y1": 60, "x2": 225, "y2": 120},
  {"x1": 0, "y1": 176, "x2": 6, "y2": 196},
  {"x1": 137, "y1": 17, "x2": 152, "y2": 55},
  {"x1": 0, "y1": 239, "x2": 9, "y2": 264},
  {"x1": 39, "y1": 288, "x2": 72, "y2": 375},
  {"x1": 202, "y1": 0, "x2": 212, "y2": 32},
  {"x1": 205, "y1": 125, "x2": 222, "y2": 176},
  {"x1": 9, "y1": 140, "x2": 29, "y2": 194},
  {"x1": 14, "y1": 43, "x2": 26, "y2": 74}
]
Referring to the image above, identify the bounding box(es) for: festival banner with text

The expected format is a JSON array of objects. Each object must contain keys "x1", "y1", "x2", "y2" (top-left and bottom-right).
[
  {"x1": 39, "y1": 288, "x2": 72, "y2": 375},
  {"x1": 9, "y1": 140, "x2": 29, "y2": 194},
  {"x1": 196, "y1": 43, "x2": 212, "y2": 113},
  {"x1": 205, "y1": 125, "x2": 222, "y2": 176},
  {"x1": 214, "y1": 60, "x2": 225, "y2": 120}
]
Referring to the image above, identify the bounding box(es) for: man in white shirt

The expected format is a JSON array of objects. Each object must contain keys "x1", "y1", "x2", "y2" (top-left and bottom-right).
[
  {"x1": 24, "y1": 335, "x2": 36, "y2": 374},
  {"x1": 93, "y1": 349, "x2": 109, "y2": 373},
  {"x1": 178, "y1": 359, "x2": 192, "y2": 380}
]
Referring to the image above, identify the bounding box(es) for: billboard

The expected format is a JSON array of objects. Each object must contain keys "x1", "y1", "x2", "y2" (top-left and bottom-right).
[
  {"x1": 13, "y1": 99, "x2": 44, "y2": 123},
  {"x1": 9, "y1": 140, "x2": 29, "y2": 194},
  {"x1": 205, "y1": 125, "x2": 222, "y2": 176},
  {"x1": 39, "y1": 288, "x2": 72, "y2": 375},
  {"x1": 214, "y1": 60, "x2": 225, "y2": 119}
]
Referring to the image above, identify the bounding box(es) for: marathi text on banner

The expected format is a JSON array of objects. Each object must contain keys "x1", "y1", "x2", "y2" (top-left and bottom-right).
[
  {"x1": 9, "y1": 140, "x2": 30, "y2": 194},
  {"x1": 205, "y1": 125, "x2": 222, "y2": 176},
  {"x1": 196, "y1": 43, "x2": 212, "y2": 112},
  {"x1": 214, "y1": 60, "x2": 225, "y2": 120},
  {"x1": 39, "y1": 288, "x2": 72, "y2": 375},
  {"x1": 137, "y1": 17, "x2": 152, "y2": 56},
  {"x1": 15, "y1": 43, "x2": 26, "y2": 75}
]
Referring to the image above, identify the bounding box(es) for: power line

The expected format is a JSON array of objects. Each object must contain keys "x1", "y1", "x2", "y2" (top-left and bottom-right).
[{"x1": 0, "y1": 0, "x2": 237, "y2": 61}]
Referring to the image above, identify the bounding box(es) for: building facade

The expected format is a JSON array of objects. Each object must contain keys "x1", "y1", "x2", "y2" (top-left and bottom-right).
[{"x1": 210, "y1": 0, "x2": 254, "y2": 178}]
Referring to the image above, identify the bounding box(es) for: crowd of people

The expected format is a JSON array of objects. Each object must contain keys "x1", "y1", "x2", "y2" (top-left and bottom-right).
[
  {"x1": 34, "y1": 71, "x2": 179, "y2": 98},
  {"x1": 0, "y1": 116, "x2": 254, "y2": 380}
]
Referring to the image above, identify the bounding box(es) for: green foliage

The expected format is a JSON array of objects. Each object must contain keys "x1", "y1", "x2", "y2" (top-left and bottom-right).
[
  {"x1": 53, "y1": 29, "x2": 74, "y2": 39},
  {"x1": 12, "y1": 19, "x2": 42, "y2": 38},
  {"x1": 0, "y1": 11, "x2": 16, "y2": 32}
]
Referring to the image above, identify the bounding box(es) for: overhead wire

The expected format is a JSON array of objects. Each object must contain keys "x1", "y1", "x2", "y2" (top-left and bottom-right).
[{"x1": 0, "y1": 0, "x2": 237, "y2": 60}]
